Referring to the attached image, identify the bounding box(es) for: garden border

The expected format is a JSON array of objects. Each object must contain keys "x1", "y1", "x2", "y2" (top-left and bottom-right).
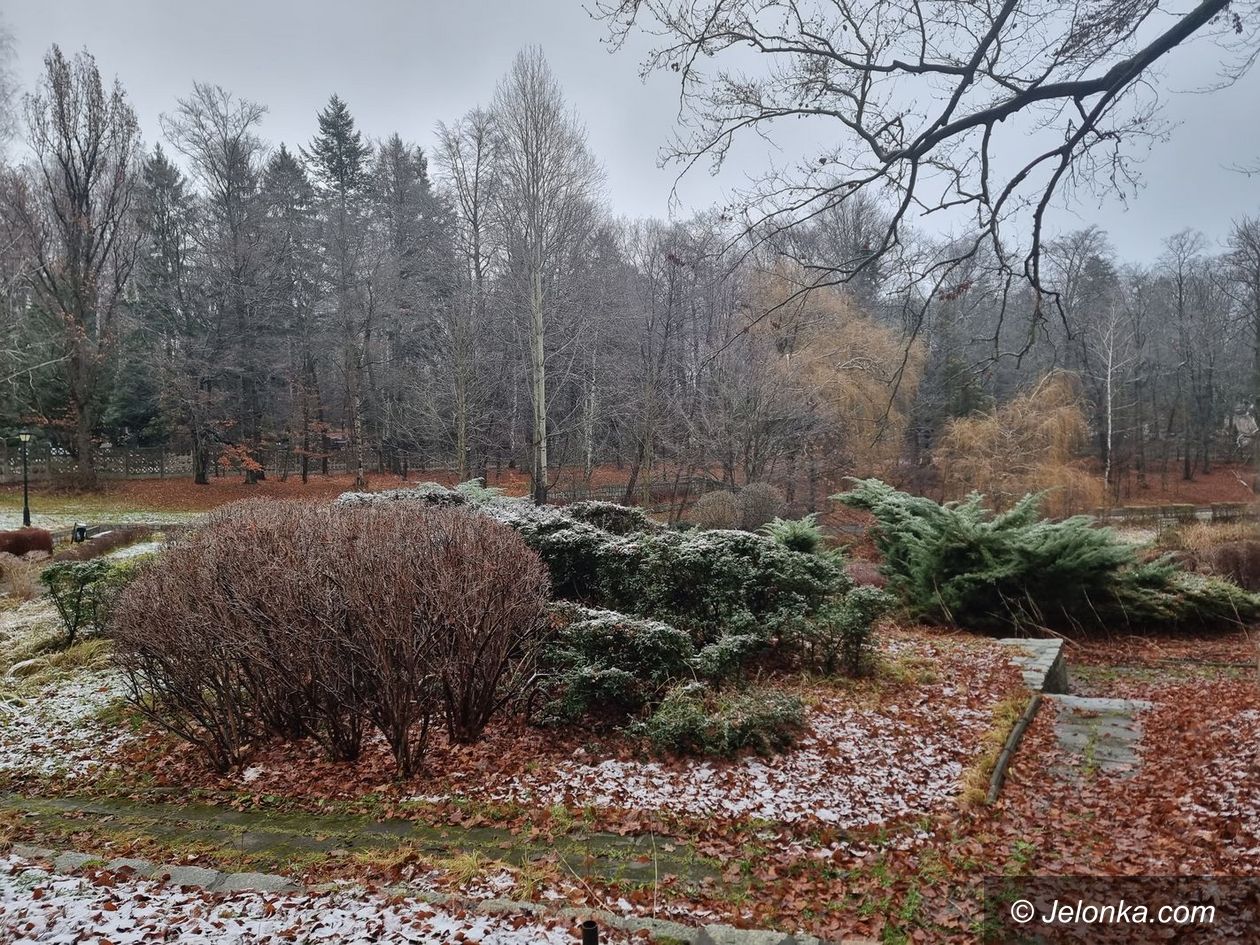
[{"x1": 5, "y1": 843, "x2": 877, "y2": 945}]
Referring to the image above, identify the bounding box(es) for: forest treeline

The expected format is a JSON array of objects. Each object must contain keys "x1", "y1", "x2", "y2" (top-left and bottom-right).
[{"x1": 1, "y1": 44, "x2": 1259, "y2": 505}]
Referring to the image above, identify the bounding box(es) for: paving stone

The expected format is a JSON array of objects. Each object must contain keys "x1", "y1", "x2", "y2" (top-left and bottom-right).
[
  {"x1": 105, "y1": 858, "x2": 155, "y2": 875},
  {"x1": 215, "y1": 871, "x2": 300, "y2": 893},
  {"x1": 1047, "y1": 693, "x2": 1148, "y2": 781},
  {"x1": 10, "y1": 844, "x2": 55, "y2": 860},
  {"x1": 698, "y1": 923, "x2": 806, "y2": 945},
  {"x1": 155, "y1": 865, "x2": 223, "y2": 889},
  {"x1": 1054, "y1": 695, "x2": 1152, "y2": 712},
  {"x1": 52, "y1": 851, "x2": 98, "y2": 872}
]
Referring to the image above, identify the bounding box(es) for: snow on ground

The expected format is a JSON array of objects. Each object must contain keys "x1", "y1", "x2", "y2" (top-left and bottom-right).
[
  {"x1": 104, "y1": 539, "x2": 165, "y2": 559},
  {"x1": 0, "y1": 670, "x2": 132, "y2": 777},
  {"x1": 483, "y1": 696, "x2": 990, "y2": 828},
  {"x1": 0, "y1": 856, "x2": 605, "y2": 945}
]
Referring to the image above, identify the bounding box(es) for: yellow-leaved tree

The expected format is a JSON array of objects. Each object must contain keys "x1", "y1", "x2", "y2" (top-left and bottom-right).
[
  {"x1": 935, "y1": 372, "x2": 1102, "y2": 517},
  {"x1": 746, "y1": 266, "x2": 924, "y2": 498}
]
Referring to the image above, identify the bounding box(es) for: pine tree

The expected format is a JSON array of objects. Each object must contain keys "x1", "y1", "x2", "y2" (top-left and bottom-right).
[
  {"x1": 303, "y1": 94, "x2": 371, "y2": 198},
  {"x1": 305, "y1": 94, "x2": 374, "y2": 487},
  {"x1": 261, "y1": 144, "x2": 324, "y2": 483}
]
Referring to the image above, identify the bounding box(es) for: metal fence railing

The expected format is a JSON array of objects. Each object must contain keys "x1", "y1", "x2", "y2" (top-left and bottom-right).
[{"x1": 1093, "y1": 502, "x2": 1259, "y2": 530}]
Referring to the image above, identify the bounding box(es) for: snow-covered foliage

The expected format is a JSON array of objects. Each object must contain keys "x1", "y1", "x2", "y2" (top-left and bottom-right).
[
  {"x1": 334, "y1": 482, "x2": 468, "y2": 508},
  {"x1": 542, "y1": 604, "x2": 696, "y2": 722}
]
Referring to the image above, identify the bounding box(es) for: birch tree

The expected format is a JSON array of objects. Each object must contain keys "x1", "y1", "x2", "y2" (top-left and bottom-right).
[
  {"x1": 436, "y1": 109, "x2": 499, "y2": 479},
  {"x1": 491, "y1": 48, "x2": 602, "y2": 503}
]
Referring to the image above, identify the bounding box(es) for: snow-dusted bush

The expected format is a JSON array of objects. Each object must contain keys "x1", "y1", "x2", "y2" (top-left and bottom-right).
[
  {"x1": 334, "y1": 481, "x2": 468, "y2": 508},
  {"x1": 565, "y1": 500, "x2": 662, "y2": 536},
  {"x1": 799, "y1": 586, "x2": 895, "y2": 676},
  {"x1": 453, "y1": 478, "x2": 506, "y2": 502},
  {"x1": 540, "y1": 604, "x2": 696, "y2": 723},
  {"x1": 691, "y1": 629, "x2": 768, "y2": 683},
  {"x1": 483, "y1": 506, "x2": 630, "y2": 600},
  {"x1": 624, "y1": 528, "x2": 846, "y2": 639},
  {"x1": 640, "y1": 682, "x2": 805, "y2": 757}
]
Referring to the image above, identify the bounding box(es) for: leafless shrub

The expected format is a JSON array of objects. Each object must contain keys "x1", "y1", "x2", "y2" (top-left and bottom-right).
[
  {"x1": 111, "y1": 500, "x2": 549, "y2": 775},
  {"x1": 688, "y1": 490, "x2": 739, "y2": 529},
  {"x1": 739, "y1": 482, "x2": 786, "y2": 531}
]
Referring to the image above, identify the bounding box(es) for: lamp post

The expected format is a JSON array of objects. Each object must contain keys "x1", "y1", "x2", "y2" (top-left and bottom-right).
[{"x1": 18, "y1": 431, "x2": 31, "y2": 527}]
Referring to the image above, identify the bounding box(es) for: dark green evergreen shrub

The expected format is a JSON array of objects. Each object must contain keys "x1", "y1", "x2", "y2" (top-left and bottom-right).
[
  {"x1": 640, "y1": 682, "x2": 805, "y2": 757},
  {"x1": 566, "y1": 500, "x2": 662, "y2": 535},
  {"x1": 625, "y1": 529, "x2": 846, "y2": 640},
  {"x1": 540, "y1": 604, "x2": 696, "y2": 723},
  {"x1": 803, "y1": 586, "x2": 894, "y2": 675},
  {"x1": 837, "y1": 478, "x2": 1260, "y2": 634},
  {"x1": 692, "y1": 627, "x2": 768, "y2": 683},
  {"x1": 477, "y1": 497, "x2": 846, "y2": 637},
  {"x1": 761, "y1": 514, "x2": 824, "y2": 554},
  {"x1": 42, "y1": 556, "x2": 151, "y2": 647}
]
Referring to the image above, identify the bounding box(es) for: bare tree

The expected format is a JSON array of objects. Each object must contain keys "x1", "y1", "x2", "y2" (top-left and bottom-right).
[
  {"x1": 3, "y1": 46, "x2": 142, "y2": 487},
  {"x1": 491, "y1": 47, "x2": 603, "y2": 503},
  {"x1": 596, "y1": 0, "x2": 1260, "y2": 348},
  {"x1": 0, "y1": 16, "x2": 17, "y2": 155},
  {"x1": 436, "y1": 108, "x2": 500, "y2": 479},
  {"x1": 162, "y1": 84, "x2": 271, "y2": 483},
  {"x1": 1227, "y1": 216, "x2": 1260, "y2": 487}
]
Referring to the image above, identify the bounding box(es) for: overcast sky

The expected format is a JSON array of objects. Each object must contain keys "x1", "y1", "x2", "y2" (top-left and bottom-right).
[{"x1": 4, "y1": 0, "x2": 1259, "y2": 262}]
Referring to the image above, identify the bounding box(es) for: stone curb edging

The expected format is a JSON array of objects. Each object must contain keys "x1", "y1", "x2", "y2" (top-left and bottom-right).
[
  {"x1": 985, "y1": 692, "x2": 1042, "y2": 804},
  {"x1": 998, "y1": 638, "x2": 1068, "y2": 694},
  {"x1": 983, "y1": 638, "x2": 1071, "y2": 804},
  {"x1": 10, "y1": 843, "x2": 300, "y2": 894},
  {"x1": 7, "y1": 843, "x2": 876, "y2": 945}
]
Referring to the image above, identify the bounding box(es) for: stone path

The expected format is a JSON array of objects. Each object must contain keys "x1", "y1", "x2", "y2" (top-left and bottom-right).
[
  {"x1": 1046, "y1": 694, "x2": 1150, "y2": 779},
  {"x1": 998, "y1": 637, "x2": 1068, "y2": 693},
  {"x1": 0, "y1": 793, "x2": 720, "y2": 887},
  {"x1": 997, "y1": 638, "x2": 1150, "y2": 780}
]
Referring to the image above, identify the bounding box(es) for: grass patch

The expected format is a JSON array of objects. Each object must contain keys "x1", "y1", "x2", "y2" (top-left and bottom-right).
[
  {"x1": 1157, "y1": 520, "x2": 1260, "y2": 553},
  {"x1": 958, "y1": 693, "x2": 1030, "y2": 808}
]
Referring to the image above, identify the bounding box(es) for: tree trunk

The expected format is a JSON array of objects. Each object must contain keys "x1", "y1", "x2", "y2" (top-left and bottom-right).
[
  {"x1": 529, "y1": 269, "x2": 548, "y2": 505},
  {"x1": 71, "y1": 397, "x2": 98, "y2": 490}
]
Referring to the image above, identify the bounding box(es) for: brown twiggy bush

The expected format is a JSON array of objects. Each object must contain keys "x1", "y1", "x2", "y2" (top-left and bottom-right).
[
  {"x1": 739, "y1": 482, "x2": 786, "y2": 530},
  {"x1": 689, "y1": 490, "x2": 740, "y2": 529},
  {"x1": 111, "y1": 500, "x2": 549, "y2": 775}
]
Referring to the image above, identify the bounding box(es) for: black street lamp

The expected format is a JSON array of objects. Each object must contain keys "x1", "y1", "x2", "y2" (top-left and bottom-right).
[{"x1": 18, "y1": 430, "x2": 31, "y2": 527}]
